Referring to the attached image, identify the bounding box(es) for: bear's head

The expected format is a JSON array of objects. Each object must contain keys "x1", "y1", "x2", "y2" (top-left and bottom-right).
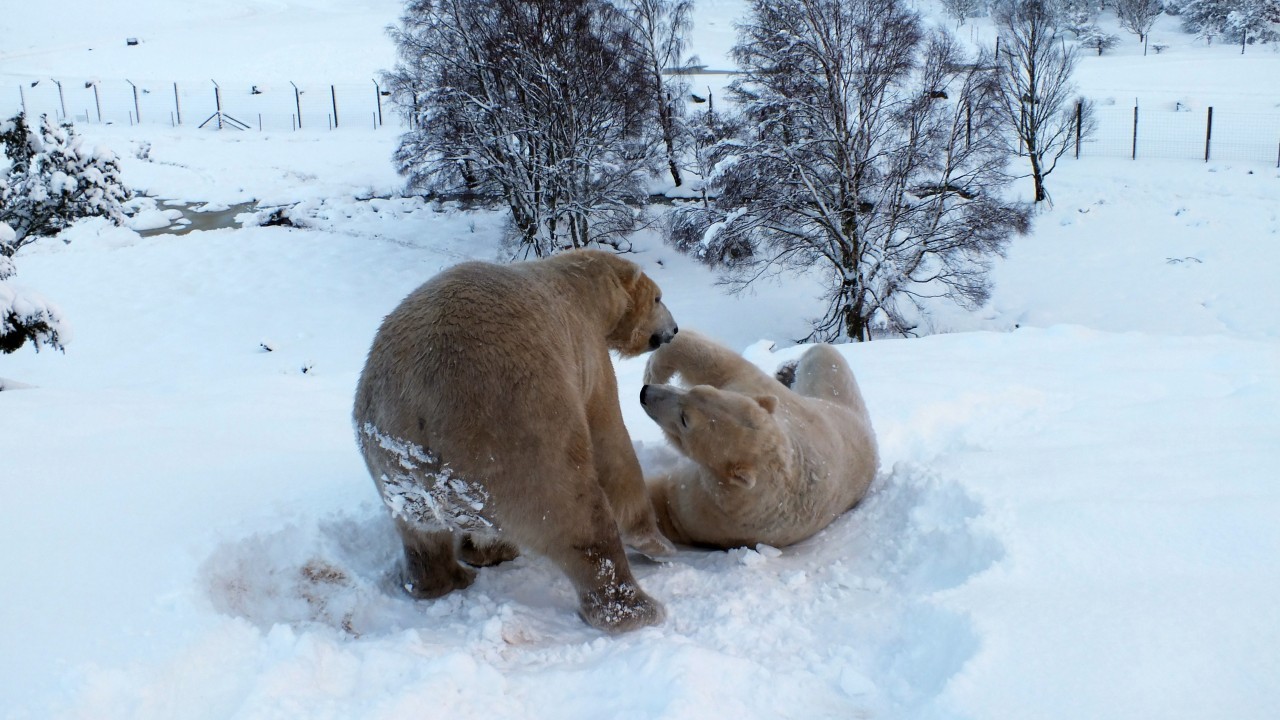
[
  {"x1": 593, "y1": 252, "x2": 678, "y2": 357},
  {"x1": 639, "y1": 383, "x2": 791, "y2": 489}
]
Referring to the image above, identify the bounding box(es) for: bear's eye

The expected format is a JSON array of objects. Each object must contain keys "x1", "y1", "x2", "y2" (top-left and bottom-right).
[{"x1": 655, "y1": 296, "x2": 662, "y2": 305}]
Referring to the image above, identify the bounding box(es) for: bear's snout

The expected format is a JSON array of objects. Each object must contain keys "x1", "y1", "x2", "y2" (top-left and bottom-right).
[{"x1": 649, "y1": 325, "x2": 678, "y2": 350}]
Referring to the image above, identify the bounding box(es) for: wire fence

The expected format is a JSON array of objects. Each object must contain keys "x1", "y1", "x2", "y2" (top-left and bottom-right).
[
  {"x1": 4, "y1": 76, "x2": 402, "y2": 133},
  {"x1": 5, "y1": 75, "x2": 1280, "y2": 166},
  {"x1": 1085, "y1": 104, "x2": 1280, "y2": 165}
]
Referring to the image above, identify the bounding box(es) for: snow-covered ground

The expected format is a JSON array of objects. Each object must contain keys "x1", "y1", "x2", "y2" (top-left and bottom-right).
[{"x1": 3, "y1": 1, "x2": 1280, "y2": 719}]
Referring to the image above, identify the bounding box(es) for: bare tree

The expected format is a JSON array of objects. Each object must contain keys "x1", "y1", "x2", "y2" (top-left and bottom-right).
[
  {"x1": 682, "y1": 0, "x2": 1029, "y2": 341},
  {"x1": 617, "y1": 0, "x2": 696, "y2": 187},
  {"x1": 385, "y1": 0, "x2": 652, "y2": 257},
  {"x1": 942, "y1": 0, "x2": 985, "y2": 27},
  {"x1": 1115, "y1": 0, "x2": 1165, "y2": 46},
  {"x1": 994, "y1": 0, "x2": 1092, "y2": 203}
]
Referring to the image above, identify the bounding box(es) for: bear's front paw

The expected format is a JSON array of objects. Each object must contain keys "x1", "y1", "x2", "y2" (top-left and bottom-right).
[
  {"x1": 401, "y1": 561, "x2": 476, "y2": 600},
  {"x1": 625, "y1": 530, "x2": 677, "y2": 561},
  {"x1": 580, "y1": 584, "x2": 666, "y2": 633}
]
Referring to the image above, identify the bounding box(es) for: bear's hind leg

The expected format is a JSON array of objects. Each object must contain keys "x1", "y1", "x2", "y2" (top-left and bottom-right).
[
  {"x1": 502, "y1": 472, "x2": 665, "y2": 633},
  {"x1": 459, "y1": 533, "x2": 520, "y2": 567},
  {"x1": 395, "y1": 520, "x2": 476, "y2": 599}
]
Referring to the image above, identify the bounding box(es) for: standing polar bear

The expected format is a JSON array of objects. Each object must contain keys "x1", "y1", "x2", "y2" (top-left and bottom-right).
[
  {"x1": 354, "y1": 250, "x2": 678, "y2": 633},
  {"x1": 640, "y1": 330, "x2": 878, "y2": 549}
]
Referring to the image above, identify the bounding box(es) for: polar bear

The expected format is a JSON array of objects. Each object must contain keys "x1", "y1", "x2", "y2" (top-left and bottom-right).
[
  {"x1": 640, "y1": 330, "x2": 877, "y2": 549},
  {"x1": 354, "y1": 250, "x2": 678, "y2": 633}
]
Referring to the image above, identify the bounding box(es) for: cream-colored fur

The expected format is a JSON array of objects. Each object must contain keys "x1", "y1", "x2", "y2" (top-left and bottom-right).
[
  {"x1": 353, "y1": 250, "x2": 678, "y2": 633},
  {"x1": 640, "y1": 330, "x2": 877, "y2": 549}
]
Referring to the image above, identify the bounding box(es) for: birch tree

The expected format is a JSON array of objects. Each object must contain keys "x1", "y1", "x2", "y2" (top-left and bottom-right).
[{"x1": 685, "y1": 0, "x2": 1030, "y2": 341}]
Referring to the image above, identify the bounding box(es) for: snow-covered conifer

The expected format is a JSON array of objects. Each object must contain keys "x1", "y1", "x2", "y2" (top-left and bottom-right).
[
  {"x1": 0, "y1": 113, "x2": 129, "y2": 257},
  {"x1": 0, "y1": 113, "x2": 128, "y2": 353}
]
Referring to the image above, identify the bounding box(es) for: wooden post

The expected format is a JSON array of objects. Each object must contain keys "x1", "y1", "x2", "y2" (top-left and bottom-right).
[
  {"x1": 330, "y1": 85, "x2": 339, "y2": 128},
  {"x1": 173, "y1": 82, "x2": 182, "y2": 125},
  {"x1": 128, "y1": 80, "x2": 141, "y2": 124},
  {"x1": 127, "y1": 80, "x2": 141, "y2": 124},
  {"x1": 213, "y1": 81, "x2": 223, "y2": 130},
  {"x1": 1075, "y1": 101, "x2": 1082, "y2": 159},
  {"x1": 1131, "y1": 104, "x2": 1138, "y2": 160},
  {"x1": 373, "y1": 79, "x2": 383, "y2": 127},
  {"x1": 93, "y1": 83, "x2": 102, "y2": 123},
  {"x1": 53, "y1": 79, "x2": 66, "y2": 120},
  {"x1": 291, "y1": 82, "x2": 302, "y2": 129},
  {"x1": 1204, "y1": 106, "x2": 1213, "y2": 162},
  {"x1": 259, "y1": 113, "x2": 263, "y2": 132}
]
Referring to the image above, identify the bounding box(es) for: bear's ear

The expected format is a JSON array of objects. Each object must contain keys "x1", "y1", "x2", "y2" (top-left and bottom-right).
[
  {"x1": 754, "y1": 395, "x2": 779, "y2": 414},
  {"x1": 725, "y1": 463, "x2": 757, "y2": 489},
  {"x1": 620, "y1": 262, "x2": 644, "y2": 289}
]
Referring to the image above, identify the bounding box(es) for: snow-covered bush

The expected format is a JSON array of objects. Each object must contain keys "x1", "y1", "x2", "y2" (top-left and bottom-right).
[
  {"x1": 1079, "y1": 26, "x2": 1122, "y2": 52},
  {"x1": 1, "y1": 112, "x2": 128, "y2": 353},
  {"x1": 0, "y1": 268, "x2": 68, "y2": 354},
  {"x1": 0, "y1": 113, "x2": 129, "y2": 255}
]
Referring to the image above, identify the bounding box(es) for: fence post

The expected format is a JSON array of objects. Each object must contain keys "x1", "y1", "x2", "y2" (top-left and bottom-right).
[
  {"x1": 174, "y1": 82, "x2": 182, "y2": 125},
  {"x1": 259, "y1": 113, "x2": 263, "y2": 132},
  {"x1": 17, "y1": 84, "x2": 26, "y2": 114},
  {"x1": 1204, "y1": 106, "x2": 1213, "y2": 162},
  {"x1": 92, "y1": 83, "x2": 102, "y2": 123},
  {"x1": 127, "y1": 79, "x2": 141, "y2": 124},
  {"x1": 291, "y1": 81, "x2": 302, "y2": 129},
  {"x1": 213, "y1": 81, "x2": 223, "y2": 130},
  {"x1": 1131, "y1": 103, "x2": 1138, "y2": 160},
  {"x1": 331, "y1": 85, "x2": 339, "y2": 128},
  {"x1": 1075, "y1": 101, "x2": 1082, "y2": 159},
  {"x1": 373, "y1": 79, "x2": 383, "y2": 127},
  {"x1": 53, "y1": 79, "x2": 67, "y2": 120}
]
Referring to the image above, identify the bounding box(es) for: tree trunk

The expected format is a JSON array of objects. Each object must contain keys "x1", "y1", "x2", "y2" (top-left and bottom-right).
[
  {"x1": 661, "y1": 91, "x2": 682, "y2": 187},
  {"x1": 843, "y1": 302, "x2": 870, "y2": 342},
  {"x1": 1028, "y1": 152, "x2": 1047, "y2": 202}
]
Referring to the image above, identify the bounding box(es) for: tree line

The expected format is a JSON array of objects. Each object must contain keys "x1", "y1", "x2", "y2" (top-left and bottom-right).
[{"x1": 387, "y1": 0, "x2": 1102, "y2": 340}]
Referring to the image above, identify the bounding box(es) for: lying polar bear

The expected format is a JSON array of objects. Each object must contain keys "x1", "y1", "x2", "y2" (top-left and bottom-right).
[{"x1": 639, "y1": 330, "x2": 878, "y2": 549}]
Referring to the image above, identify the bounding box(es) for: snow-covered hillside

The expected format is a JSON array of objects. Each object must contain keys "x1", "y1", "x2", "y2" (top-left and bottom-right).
[{"x1": 2, "y1": 1, "x2": 1279, "y2": 719}]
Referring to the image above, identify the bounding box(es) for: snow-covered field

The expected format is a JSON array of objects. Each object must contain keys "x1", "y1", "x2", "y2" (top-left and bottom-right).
[{"x1": 3, "y1": 1, "x2": 1280, "y2": 719}]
